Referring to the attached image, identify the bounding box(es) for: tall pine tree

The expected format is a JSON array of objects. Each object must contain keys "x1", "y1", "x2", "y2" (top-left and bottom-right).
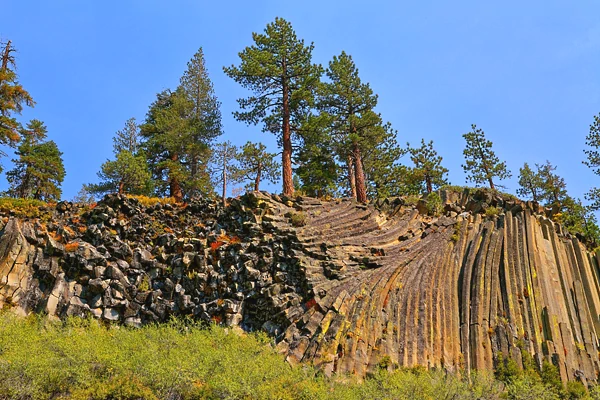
[
  {"x1": 224, "y1": 17, "x2": 322, "y2": 196},
  {"x1": 462, "y1": 124, "x2": 511, "y2": 189},
  {"x1": 141, "y1": 89, "x2": 197, "y2": 201},
  {"x1": 295, "y1": 114, "x2": 339, "y2": 197},
  {"x1": 210, "y1": 141, "x2": 237, "y2": 206},
  {"x1": 583, "y1": 113, "x2": 600, "y2": 210},
  {"x1": 318, "y1": 51, "x2": 388, "y2": 202},
  {"x1": 408, "y1": 139, "x2": 448, "y2": 194},
  {"x1": 180, "y1": 48, "x2": 222, "y2": 196},
  {"x1": 517, "y1": 162, "x2": 544, "y2": 202},
  {"x1": 89, "y1": 118, "x2": 152, "y2": 196},
  {"x1": 0, "y1": 40, "x2": 35, "y2": 170},
  {"x1": 6, "y1": 119, "x2": 64, "y2": 201}
]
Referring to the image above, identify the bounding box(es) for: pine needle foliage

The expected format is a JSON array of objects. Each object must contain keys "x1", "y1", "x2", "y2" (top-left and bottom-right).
[{"x1": 462, "y1": 124, "x2": 511, "y2": 190}]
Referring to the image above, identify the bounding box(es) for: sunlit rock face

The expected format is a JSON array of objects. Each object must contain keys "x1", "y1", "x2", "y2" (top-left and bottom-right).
[{"x1": 1, "y1": 189, "x2": 599, "y2": 384}]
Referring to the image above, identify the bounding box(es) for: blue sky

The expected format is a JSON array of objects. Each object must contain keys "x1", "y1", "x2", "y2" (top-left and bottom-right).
[{"x1": 2, "y1": 1, "x2": 600, "y2": 201}]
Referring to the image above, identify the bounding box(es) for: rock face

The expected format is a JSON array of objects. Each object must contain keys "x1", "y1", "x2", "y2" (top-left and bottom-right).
[{"x1": 0, "y1": 190, "x2": 599, "y2": 384}]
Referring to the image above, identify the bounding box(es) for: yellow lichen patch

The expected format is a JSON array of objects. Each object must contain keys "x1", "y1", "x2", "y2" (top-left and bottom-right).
[{"x1": 126, "y1": 195, "x2": 178, "y2": 207}]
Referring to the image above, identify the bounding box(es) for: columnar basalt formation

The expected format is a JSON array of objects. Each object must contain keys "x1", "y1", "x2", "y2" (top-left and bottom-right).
[{"x1": 0, "y1": 190, "x2": 599, "y2": 383}]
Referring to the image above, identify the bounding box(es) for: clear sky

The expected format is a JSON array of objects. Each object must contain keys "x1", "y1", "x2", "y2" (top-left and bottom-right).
[{"x1": 2, "y1": 1, "x2": 600, "y2": 201}]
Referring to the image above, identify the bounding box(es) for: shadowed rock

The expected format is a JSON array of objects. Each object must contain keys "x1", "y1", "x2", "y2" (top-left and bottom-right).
[{"x1": 1, "y1": 190, "x2": 599, "y2": 383}]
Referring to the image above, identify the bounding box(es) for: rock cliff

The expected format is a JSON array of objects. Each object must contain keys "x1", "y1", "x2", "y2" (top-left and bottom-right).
[{"x1": 1, "y1": 190, "x2": 599, "y2": 384}]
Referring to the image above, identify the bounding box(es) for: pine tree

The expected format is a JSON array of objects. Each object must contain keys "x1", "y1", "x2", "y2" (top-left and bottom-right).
[
  {"x1": 537, "y1": 161, "x2": 567, "y2": 210},
  {"x1": 224, "y1": 17, "x2": 322, "y2": 197},
  {"x1": 113, "y1": 117, "x2": 140, "y2": 154},
  {"x1": 89, "y1": 118, "x2": 152, "y2": 196},
  {"x1": 318, "y1": 51, "x2": 381, "y2": 203},
  {"x1": 558, "y1": 197, "x2": 600, "y2": 247},
  {"x1": 5, "y1": 119, "x2": 46, "y2": 198},
  {"x1": 6, "y1": 119, "x2": 65, "y2": 201},
  {"x1": 232, "y1": 141, "x2": 280, "y2": 193},
  {"x1": 362, "y1": 123, "x2": 407, "y2": 198},
  {"x1": 408, "y1": 139, "x2": 448, "y2": 194},
  {"x1": 0, "y1": 40, "x2": 35, "y2": 170},
  {"x1": 210, "y1": 141, "x2": 237, "y2": 206},
  {"x1": 462, "y1": 124, "x2": 511, "y2": 189},
  {"x1": 88, "y1": 151, "x2": 152, "y2": 196},
  {"x1": 73, "y1": 185, "x2": 95, "y2": 204},
  {"x1": 180, "y1": 48, "x2": 222, "y2": 196},
  {"x1": 517, "y1": 163, "x2": 544, "y2": 202},
  {"x1": 294, "y1": 115, "x2": 338, "y2": 197},
  {"x1": 583, "y1": 113, "x2": 600, "y2": 210},
  {"x1": 140, "y1": 89, "x2": 199, "y2": 201}
]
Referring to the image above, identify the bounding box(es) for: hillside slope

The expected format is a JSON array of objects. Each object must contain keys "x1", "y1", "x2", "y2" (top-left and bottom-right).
[{"x1": 0, "y1": 189, "x2": 599, "y2": 384}]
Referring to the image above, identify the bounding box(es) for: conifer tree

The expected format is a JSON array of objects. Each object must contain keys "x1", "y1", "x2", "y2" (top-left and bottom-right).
[
  {"x1": 537, "y1": 161, "x2": 567, "y2": 210},
  {"x1": 224, "y1": 17, "x2": 322, "y2": 196},
  {"x1": 141, "y1": 89, "x2": 198, "y2": 201},
  {"x1": 89, "y1": 151, "x2": 152, "y2": 196},
  {"x1": 294, "y1": 115, "x2": 338, "y2": 197},
  {"x1": 180, "y1": 48, "x2": 222, "y2": 196},
  {"x1": 318, "y1": 51, "x2": 382, "y2": 203},
  {"x1": 462, "y1": 124, "x2": 511, "y2": 189},
  {"x1": 113, "y1": 117, "x2": 140, "y2": 154},
  {"x1": 231, "y1": 142, "x2": 280, "y2": 192},
  {"x1": 583, "y1": 113, "x2": 600, "y2": 210},
  {"x1": 517, "y1": 163, "x2": 544, "y2": 202},
  {"x1": 362, "y1": 123, "x2": 407, "y2": 198},
  {"x1": 408, "y1": 139, "x2": 448, "y2": 194},
  {"x1": 73, "y1": 185, "x2": 95, "y2": 204},
  {"x1": 6, "y1": 119, "x2": 65, "y2": 201},
  {"x1": 0, "y1": 40, "x2": 35, "y2": 170},
  {"x1": 89, "y1": 118, "x2": 152, "y2": 196},
  {"x1": 210, "y1": 141, "x2": 237, "y2": 206},
  {"x1": 558, "y1": 197, "x2": 600, "y2": 247}
]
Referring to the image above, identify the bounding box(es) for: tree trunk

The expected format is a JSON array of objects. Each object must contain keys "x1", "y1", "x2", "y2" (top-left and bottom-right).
[
  {"x1": 426, "y1": 175, "x2": 433, "y2": 194},
  {"x1": 1, "y1": 40, "x2": 11, "y2": 72},
  {"x1": 353, "y1": 143, "x2": 367, "y2": 203},
  {"x1": 254, "y1": 162, "x2": 262, "y2": 192},
  {"x1": 477, "y1": 145, "x2": 494, "y2": 190},
  {"x1": 347, "y1": 155, "x2": 357, "y2": 199},
  {"x1": 118, "y1": 180, "x2": 125, "y2": 195},
  {"x1": 169, "y1": 153, "x2": 183, "y2": 202},
  {"x1": 222, "y1": 158, "x2": 227, "y2": 207},
  {"x1": 281, "y1": 60, "x2": 294, "y2": 197}
]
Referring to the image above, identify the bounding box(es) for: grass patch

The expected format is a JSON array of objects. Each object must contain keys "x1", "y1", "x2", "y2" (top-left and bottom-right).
[
  {"x1": 0, "y1": 197, "x2": 51, "y2": 220},
  {"x1": 0, "y1": 312, "x2": 597, "y2": 399},
  {"x1": 126, "y1": 195, "x2": 178, "y2": 207}
]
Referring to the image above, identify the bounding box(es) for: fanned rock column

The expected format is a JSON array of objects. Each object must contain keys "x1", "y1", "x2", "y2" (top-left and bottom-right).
[{"x1": 1, "y1": 189, "x2": 600, "y2": 383}]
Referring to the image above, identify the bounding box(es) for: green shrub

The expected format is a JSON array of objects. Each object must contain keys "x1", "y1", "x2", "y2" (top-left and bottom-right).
[
  {"x1": 425, "y1": 192, "x2": 443, "y2": 216},
  {"x1": 403, "y1": 194, "x2": 421, "y2": 207},
  {"x1": 566, "y1": 381, "x2": 587, "y2": 399},
  {"x1": 0, "y1": 312, "x2": 589, "y2": 400},
  {"x1": 0, "y1": 197, "x2": 50, "y2": 220},
  {"x1": 289, "y1": 211, "x2": 307, "y2": 227},
  {"x1": 485, "y1": 206, "x2": 502, "y2": 218},
  {"x1": 138, "y1": 275, "x2": 151, "y2": 292}
]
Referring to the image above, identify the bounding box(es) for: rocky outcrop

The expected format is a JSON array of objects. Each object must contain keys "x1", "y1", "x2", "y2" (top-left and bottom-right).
[{"x1": 0, "y1": 190, "x2": 599, "y2": 384}]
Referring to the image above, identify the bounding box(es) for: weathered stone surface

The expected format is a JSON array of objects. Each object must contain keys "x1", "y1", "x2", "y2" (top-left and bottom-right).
[{"x1": 1, "y1": 191, "x2": 600, "y2": 382}]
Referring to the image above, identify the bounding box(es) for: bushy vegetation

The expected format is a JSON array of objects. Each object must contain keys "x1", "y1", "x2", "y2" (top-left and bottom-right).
[
  {"x1": 1, "y1": 312, "x2": 599, "y2": 400},
  {"x1": 0, "y1": 197, "x2": 50, "y2": 220},
  {"x1": 126, "y1": 194, "x2": 178, "y2": 207},
  {"x1": 288, "y1": 211, "x2": 307, "y2": 227}
]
